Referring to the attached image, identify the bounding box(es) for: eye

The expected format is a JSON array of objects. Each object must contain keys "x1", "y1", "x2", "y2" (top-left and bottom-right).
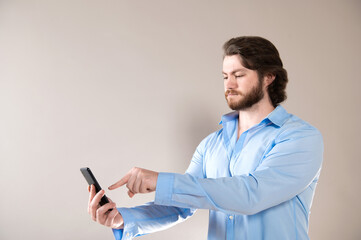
[
  {"x1": 223, "y1": 76, "x2": 228, "y2": 80},
  {"x1": 235, "y1": 74, "x2": 245, "y2": 78}
]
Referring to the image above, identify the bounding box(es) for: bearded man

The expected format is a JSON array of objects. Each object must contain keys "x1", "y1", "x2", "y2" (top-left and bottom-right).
[{"x1": 87, "y1": 36, "x2": 324, "y2": 240}]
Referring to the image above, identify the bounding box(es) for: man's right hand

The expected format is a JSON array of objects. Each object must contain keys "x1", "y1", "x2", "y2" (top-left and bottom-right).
[{"x1": 88, "y1": 185, "x2": 124, "y2": 229}]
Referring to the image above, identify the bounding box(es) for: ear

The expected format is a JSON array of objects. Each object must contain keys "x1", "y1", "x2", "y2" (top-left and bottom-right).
[{"x1": 263, "y1": 74, "x2": 275, "y2": 88}]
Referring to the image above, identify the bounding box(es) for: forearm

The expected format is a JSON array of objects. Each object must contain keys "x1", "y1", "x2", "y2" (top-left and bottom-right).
[
  {"x1": 155, "y1": 168, "x2": 320, "y2": 215},
  {"x1": 154, "y1": 128, "x2": 324, "y2": 215},
  {"x1": 112, "y1": 202, "x2": 195, "y2": 240}
]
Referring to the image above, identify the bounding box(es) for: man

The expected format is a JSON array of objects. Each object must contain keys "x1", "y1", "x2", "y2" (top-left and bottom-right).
[{"x1": 87, "y1": 36, "x2": 324, "y2": 240}]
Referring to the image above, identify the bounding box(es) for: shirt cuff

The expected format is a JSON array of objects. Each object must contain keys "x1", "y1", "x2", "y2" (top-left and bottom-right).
[
  {"x1": 112, "y1": 207, "x2": 137, "y2": 240},
  {"x1": 112, "y1": 228, "x2": 124, "y2": 240},
  {"x1": 154, "y1": 172, "x2": 174, "y2": 206}
]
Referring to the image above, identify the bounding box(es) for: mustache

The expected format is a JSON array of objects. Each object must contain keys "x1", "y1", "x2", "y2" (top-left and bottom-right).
[{"x1": 225, "y1": 90, "x2": 243, "y2": 97}]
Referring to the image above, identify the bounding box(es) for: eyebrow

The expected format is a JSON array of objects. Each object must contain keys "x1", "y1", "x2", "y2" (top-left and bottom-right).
[{"x1": 222, "y1": 68, "x2": 248, "y2": 75}]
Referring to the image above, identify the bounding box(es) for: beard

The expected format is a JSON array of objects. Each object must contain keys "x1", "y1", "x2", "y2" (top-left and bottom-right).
[{"x1": 225, "y1": 79, "x2": 264, "y2": 111}]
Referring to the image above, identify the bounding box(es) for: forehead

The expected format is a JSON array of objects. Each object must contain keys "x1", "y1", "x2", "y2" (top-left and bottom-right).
[{"x1": 222, "y1": 55, "x2": 248, "y2": 74}]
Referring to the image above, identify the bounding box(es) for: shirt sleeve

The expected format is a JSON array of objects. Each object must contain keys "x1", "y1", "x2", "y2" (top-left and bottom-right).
[
  {"x1": 154, "y1": 125, "x2": 324, "y2": 215},
  {"x1": 112, "y1": 202, "x2": 195, "y2": 240}
]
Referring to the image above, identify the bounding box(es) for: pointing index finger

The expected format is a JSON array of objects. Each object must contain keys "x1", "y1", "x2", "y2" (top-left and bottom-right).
[{"x1": 108, "y1": 173, "x2": 131, "y2": 190}]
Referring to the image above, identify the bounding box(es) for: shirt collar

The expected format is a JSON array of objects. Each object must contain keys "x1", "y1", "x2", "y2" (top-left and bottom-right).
[
  {"x1": 219, "y1": 111, "x2": 239, "y2": 125},
  {"x1": 219, "y1": 105, "x2": 290, "y2": 127},
  {"x1": 266, "y1": 105, "x2": 289, "y2": 127}
]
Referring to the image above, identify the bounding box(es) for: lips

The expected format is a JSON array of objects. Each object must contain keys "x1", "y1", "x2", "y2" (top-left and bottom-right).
[{"x1": 226, "y1": 90, "x2": 241, "y2": 97}]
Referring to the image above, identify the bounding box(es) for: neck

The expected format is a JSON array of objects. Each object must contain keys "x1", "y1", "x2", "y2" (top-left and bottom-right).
[{"x1": 237, "y1": 98, "x2": 275, "y2": 137}]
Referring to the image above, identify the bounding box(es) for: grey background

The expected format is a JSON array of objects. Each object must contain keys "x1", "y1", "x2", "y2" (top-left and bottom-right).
[{"x1": 1, "y1": 0, "x2": 360, "y2": 239}]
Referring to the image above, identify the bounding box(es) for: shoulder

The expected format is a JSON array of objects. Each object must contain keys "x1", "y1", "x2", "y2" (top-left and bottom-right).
[
  {"x1": 277, "y1": 113, "x2": 323, "y2": 145},
  {"x1": 196, "y1": 128, "x2": 223, "y2": 151}
]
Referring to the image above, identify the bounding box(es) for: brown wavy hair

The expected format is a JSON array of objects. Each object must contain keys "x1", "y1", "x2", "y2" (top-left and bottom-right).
[{"x1": 223, "y1": 36, "x2": 288, "y2": 107}]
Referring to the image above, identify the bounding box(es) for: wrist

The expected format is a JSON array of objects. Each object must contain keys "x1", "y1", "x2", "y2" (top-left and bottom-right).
[{"x1": 113, "y1": 212, "x2": 124, "y2": 229}]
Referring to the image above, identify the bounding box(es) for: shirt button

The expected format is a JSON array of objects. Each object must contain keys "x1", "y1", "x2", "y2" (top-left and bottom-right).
[{"x1": 229, "y1": 216, "x2": 233, "y2": 220}]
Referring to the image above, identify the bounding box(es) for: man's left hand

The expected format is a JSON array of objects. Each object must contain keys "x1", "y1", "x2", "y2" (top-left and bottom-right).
[{"x1": 108, "y1": 167, "x2": 159, "y2": 198}]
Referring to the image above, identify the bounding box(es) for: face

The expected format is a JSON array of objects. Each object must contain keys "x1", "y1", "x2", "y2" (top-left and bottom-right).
[{"x1": 223, "y1": 55, "x2": 264, "y2": 111}]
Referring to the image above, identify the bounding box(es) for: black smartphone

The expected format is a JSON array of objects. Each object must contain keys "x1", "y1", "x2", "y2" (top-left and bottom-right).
[{"x1": 80, "y1": 167, "x2": 110, "y2": 206}]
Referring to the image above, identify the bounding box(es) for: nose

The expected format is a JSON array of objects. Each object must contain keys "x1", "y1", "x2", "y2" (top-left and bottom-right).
[{"x1": 225, "y1": 76, "x2": 238, "y2": 90}]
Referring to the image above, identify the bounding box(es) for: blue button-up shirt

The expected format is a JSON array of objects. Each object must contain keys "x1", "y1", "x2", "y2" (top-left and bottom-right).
[{"x1": 113, "y1": 105, "x2": 324, "y2": 240}]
